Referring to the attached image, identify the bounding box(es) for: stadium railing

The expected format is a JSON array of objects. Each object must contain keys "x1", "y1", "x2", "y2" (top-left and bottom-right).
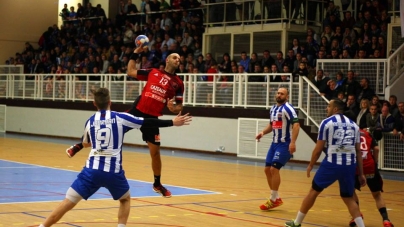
[
  {"x1": 0, "y1": 73, "x2": 297, "y2": 109},
  {"x1": 1, "y1": 73, "x2": 404, "y2": 171},
  {"x1": 299, "y1": 76, "x2": 329, "y2": 130},
  {"x1": 316, "y1": 58, "x2": 388, "y2": 95},
  {"x1": 387, "y1": 40, "x2": 404, "y2": 86},
  {"x1": 379, "y1": 132, "x2": 404, "y2": 172}
]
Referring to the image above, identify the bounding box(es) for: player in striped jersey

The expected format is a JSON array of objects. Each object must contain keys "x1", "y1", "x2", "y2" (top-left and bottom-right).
[
  {"x1": 39, "y1": 88, "x2": 191, "y2": 227},
  {"x1": 256, "y1": 87, "x2": 300, "y2": 210},
  {"x1": 285, "y1": 99, "x2": 366, "y2": 227}
]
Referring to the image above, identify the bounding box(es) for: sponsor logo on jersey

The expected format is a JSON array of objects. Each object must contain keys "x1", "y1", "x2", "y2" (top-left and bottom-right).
[
  {"x1": 155, "y1": 134, "x2": 161, "y2": 142},
  {"x1": 145, "y1": 92, "x2": 165, "y2": 103},
  {"x1": 150, "y1": 84, "x2": 167, "y2": 95}
]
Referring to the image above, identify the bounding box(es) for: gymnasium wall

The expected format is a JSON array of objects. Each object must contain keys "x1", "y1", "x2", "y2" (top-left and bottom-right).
[
  {"x1": 0, "y1": 0, "x2": 58, "y2": 63},
  {"x1": 5, "y1": 106, "x2": 316, "y2": 161}
]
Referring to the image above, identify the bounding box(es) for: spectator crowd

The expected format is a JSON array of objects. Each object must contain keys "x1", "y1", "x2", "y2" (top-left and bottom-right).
[{"x1": 3, "y1": 0, "x2": 402, "y2": 133}]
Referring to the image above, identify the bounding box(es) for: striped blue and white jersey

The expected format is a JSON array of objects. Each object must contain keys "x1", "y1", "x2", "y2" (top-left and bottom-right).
[
  {"x1": 318, "y1": 114, "x2": 360, "y2": 165},
  {"x1": 82, "y1": 110, "x2": 144, "y2": 173},
  {"x1": 270, "y1": 102, "x2": 298, "y2": 143}
]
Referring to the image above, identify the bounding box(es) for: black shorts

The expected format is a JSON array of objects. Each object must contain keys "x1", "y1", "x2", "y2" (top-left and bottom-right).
[
  {"x1": 128, "y1": 97, "x2": 160, "y2": 146},
  {"x1": 355, "y1": 168, "x2": 383, "y2": 192}
]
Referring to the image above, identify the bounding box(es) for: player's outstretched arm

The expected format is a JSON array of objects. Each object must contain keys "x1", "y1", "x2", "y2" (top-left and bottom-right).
[
  {"x1": 141, "y1": 112, "x2": 192, "y2": 128},
  {"x1": 127, "y1": 45, "x2": 145, "y2": 79},
  {"x1": 172, "y1": 111, "x2": 192, "y2": 126}
]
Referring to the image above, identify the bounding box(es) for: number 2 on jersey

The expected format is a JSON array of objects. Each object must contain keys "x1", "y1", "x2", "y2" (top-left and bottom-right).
[{"x1": 333, "y1": 128, "x2": 355, "y2": 145}]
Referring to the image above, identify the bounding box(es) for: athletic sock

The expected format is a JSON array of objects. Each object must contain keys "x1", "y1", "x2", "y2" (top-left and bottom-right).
[
  {"x1": 354, "y1": 216, "x2": 365, "y2": 227},
  {"x1": 294, "y1": 211, "x2": 306, "y2": 225},
  {"x1": 153, "y1": 175, "x2": 161, "y2": 186},
  {"x1": 39, "y1": 224, "x2": 45, "y2": 227},
  {"x1": 379, "y1": 207, "x2": 389, "y2": 221},
  {"x1": 270, "y1": 190, "x2": 278, "y2": 201},
  {"x1": 117, "y1": 224, "x2": 126, "y2": 227}
]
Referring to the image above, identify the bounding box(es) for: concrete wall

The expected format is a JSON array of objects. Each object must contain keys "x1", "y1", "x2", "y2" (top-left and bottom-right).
[
  {"x1": 385, "y1": 72, "x2": 404, "y2": 102},
  {"x1": 0, "y1": 0, "x2": 58, "y2": 63},
  {"x1": 5, "y1": 106, "x2": 317, "y2": 161}
]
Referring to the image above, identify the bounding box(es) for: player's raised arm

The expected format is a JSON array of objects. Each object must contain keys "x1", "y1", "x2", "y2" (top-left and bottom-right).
[{"x1": 127, "y1": 35, "x2": 149, "y2": 78}]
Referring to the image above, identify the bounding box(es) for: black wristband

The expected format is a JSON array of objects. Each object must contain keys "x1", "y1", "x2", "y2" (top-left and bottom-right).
[
  {"x1": 130, "y1": 53, "x2": 140, "y2": 61},
  {"x1": 142, "y1": 119, "x2": 174, "y2": 128}
]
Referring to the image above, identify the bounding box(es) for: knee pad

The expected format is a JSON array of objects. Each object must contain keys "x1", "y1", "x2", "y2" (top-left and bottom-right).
[{"x1": 66, "y1": 187, "x2": 83, "y2": 204}]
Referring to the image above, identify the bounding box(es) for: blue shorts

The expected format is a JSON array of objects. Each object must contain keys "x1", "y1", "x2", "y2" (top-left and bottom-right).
[
  {"x1": 71, "y1": 168, "x2": 130, "y2": 200},
  {"x1": 313, "y1": 161, "x2": 356, "y2": 197},
  {"x1": 265, "y1": 142, "x2": 291, "y2": 168}
]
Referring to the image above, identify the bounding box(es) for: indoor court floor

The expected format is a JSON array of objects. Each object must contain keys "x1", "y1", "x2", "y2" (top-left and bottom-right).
[{"x1": 0, "y1": 133, "x2": 403, "y2": 227}]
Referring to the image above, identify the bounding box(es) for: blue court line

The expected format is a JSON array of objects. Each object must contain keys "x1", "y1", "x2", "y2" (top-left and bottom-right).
[{"x1": 0, "y1": 159, "x2": 219, "y2": 204}]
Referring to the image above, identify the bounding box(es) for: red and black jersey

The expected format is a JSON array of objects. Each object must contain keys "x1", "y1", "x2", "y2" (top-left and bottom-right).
[
  {"x1": 135, "y1": 68, "x2": 184, "y2": 117},
  {"x1": 358, "y1": 129, "x2": 378, "y2": 175}
]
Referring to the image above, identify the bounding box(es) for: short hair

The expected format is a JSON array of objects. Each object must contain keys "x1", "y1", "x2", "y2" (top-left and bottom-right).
[
  {"x1": 389, "y1": 95, "x2": 397, "y2": 100},
  {"x1": 332, "y1": 99, "x2": 345, "y2": 111},
  {"x1": 93, "y1": 88, "x2": 110, "y2": 110},
  {"x1": 278, "y1": 87, "x2": 290, "y2": 95}
]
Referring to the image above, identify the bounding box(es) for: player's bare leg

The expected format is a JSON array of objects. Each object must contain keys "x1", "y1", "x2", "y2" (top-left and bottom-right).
[
  {"x1": 260, "y1": 166, "x2": 283, "y2": 210},
  {"x1": 42, "y1": 198, "x2": 77, "y2": 226},
  {"x1": 148, "y1": 142, "x2": 171, "y2": 197},
  {"x1": 118, "y1": 192, "x2": 131, "y2": 225},
  {"x1": 342, "y1": 197, "x2": 365, "y2": 227},
  {"x1": 148, "y1": 142, "x2": 162, "y2": 176}
]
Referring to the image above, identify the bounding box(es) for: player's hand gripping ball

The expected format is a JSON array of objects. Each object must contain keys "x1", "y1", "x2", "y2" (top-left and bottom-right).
[{"x1": 135, "y1": 35, "x2": 149, "y2": 47}]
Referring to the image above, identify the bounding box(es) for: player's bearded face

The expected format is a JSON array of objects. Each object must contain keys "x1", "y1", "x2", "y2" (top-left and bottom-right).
[{"x1": 276, "y1": 94, "x2": 286, "y2": 103}]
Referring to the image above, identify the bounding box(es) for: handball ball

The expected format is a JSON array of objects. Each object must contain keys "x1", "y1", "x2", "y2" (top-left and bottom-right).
[{"x1": 135, "y1": 35, "x2": 149, "y2": 47}]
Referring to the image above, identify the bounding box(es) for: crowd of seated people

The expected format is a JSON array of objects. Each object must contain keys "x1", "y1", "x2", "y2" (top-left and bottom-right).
[
  {"x1": 2, "y1": 1, "x2": 400, "y2": 104},
  {"x1": 311, "y1": 67, "x2": 403, "y2": 139}
]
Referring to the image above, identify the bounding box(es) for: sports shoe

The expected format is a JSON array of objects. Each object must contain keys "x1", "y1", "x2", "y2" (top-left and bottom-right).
[
  {"x1": 259, "y1": 198, "x2": 283, "y2": 210},
  {"x1": 349, "y1": 213, "x2": 364, "y2": 227},
  {"x1": 285, "y1": 220, "x2": 301, "y2": 227},
  {"x1": 383, "y1": 220, "x2": 394, "y2": 227},
  {"x1": 66, "y1": 144, "x2": 82, "y2": 158},
  {"x1": 153, "y1": 185, "x2": 172, "y2": 198}
]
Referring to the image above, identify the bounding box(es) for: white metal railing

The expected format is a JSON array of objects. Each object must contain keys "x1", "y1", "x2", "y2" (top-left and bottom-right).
[
  {"x1": 316, "y1": 59, "x2": 388, "y2": 95},
  {"x1": 0, "y1": 73, "x2": 296, "y2": 109},
  {"x1": 387, "y1": 41, "x2": 404, "y2": 85},
  {"x1": 299, "y1": 76, "x2": 329, "y2": 129},
  {"x1": 379, "y1": 132, "x2": 404, "y2": 172}
]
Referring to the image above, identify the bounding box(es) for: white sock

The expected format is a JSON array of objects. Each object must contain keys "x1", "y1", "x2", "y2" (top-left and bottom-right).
[
  {"x1": 39, "y1": 225, "x2": 45, "y2": 227},
  {"x1": 270, "y1": 190, "x2": 278, "y2": 201},
  {"x1": 354, "y1": 216, "x2": 365, "y2": 227},
  {"x1": 294, "y1": 211, "x2": 306, "y2": 224},
  {"x1": 117, "y1": 224, "x2": 126, "y2": 227}
]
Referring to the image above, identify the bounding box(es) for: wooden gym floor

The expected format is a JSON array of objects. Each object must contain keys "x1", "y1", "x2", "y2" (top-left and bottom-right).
[{"x1": 0, "y1": 134, "x2": 403, "y2": 227}]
